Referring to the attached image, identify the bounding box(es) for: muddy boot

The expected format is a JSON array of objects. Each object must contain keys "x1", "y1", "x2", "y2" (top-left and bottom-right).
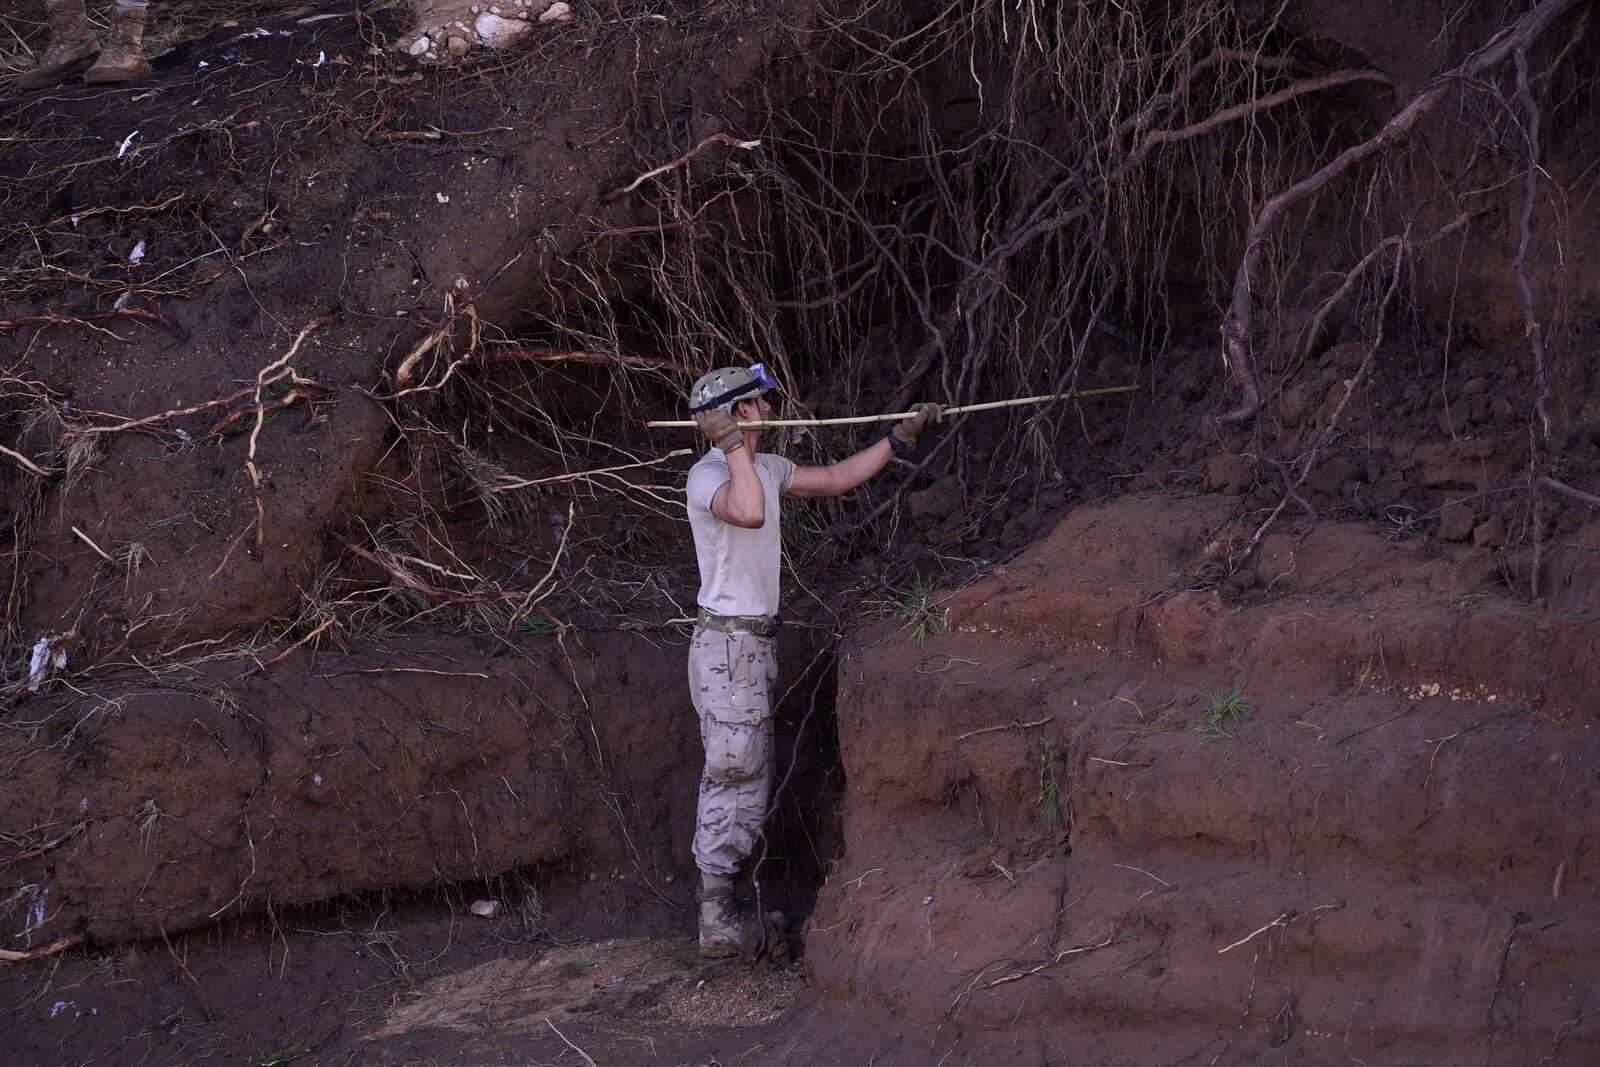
[
  {"x1": 16, "y1": 0, "x2": 100, "y2": 90},
  {"x1": 83, "y1": 0, "x2": 153, "y2": 85},
  {"x1": 697, "y1": 885, "x2": 746, "y2": 959}
]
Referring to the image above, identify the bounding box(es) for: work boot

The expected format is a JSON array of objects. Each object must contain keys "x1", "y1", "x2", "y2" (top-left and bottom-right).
[
  {"x1": 698, "y1": 886, "x2": 790, "y2": 960},
  {"x1": 16, "y1": 0, "x2": 100, "y2": 90},
  {"x1": 697, "y1": 886, "x2": 746, "y2": 959},
  {"x1": 84, "y1": 0, "x2": 153, "y2": 85}
]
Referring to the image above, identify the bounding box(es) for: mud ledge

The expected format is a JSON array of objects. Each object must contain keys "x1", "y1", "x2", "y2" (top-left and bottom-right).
[{"x1": 803, "y1": 493, "x2": 1600, "y2": 1065}]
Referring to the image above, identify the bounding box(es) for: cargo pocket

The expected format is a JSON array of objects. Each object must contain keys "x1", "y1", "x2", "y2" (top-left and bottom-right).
[{"x1": 703, "y1": 717, "x2": 766, "y2": 783}]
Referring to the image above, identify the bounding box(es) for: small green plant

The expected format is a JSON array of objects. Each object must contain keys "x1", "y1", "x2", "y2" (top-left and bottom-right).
[
  {"x1": 1038, "y1": 742, "x2": 1063, "y2": 829},
  {"x1": 253, "y1": 1049, "x2": 304, "y2": 1067},
  {"x1": 219, "y1": 364, "x2": 302, "y2": 438},
  {"x1": 897, "y1": 571, "x2": 943, "y2": 644},
  {"x1": 557, "y1": 959, "x2": 598, "y2": 980},
  {"x1": 1197, "y1": 686, "x2": 1249, "y2": 743},
  {"x1": 518, "y1": 614, "x2": 556, "y2": 636},
  {"x1": 670, "y1": 946, "x2": 702, "y2": 970}
]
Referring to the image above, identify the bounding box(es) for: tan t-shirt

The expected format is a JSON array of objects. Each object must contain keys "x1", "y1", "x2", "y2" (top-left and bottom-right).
[{"x1": 686, "y1": 447, "x2": 797, "y2": 617}]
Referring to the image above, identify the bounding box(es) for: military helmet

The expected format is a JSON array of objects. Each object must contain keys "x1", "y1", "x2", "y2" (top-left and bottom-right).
[{"x1": 687, "y1": 363, "x2": 778, "y2": 413}]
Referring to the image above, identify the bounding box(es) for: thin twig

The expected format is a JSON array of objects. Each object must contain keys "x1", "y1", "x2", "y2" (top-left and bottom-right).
[
  {"x1": 545, "y1": 1019, "x2": 598, "y2": 1067},
  {"x1": 955, "y1": 715, "x2": 1054, "y2": 741},
  {"x1": 603, "y1": 132, "x2": 761, "y2": 201},
  {"x1": 70, "y1": 526, "x2": 115, "y2": 563},
  {"x1": 1218, "y1": 912, "x2": 1291, "y2": 954}
]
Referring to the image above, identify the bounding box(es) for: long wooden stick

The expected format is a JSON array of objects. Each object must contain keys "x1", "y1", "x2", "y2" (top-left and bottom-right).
[{"x1": 645, "y1": 383, "x2": 1139, "y2": 428}]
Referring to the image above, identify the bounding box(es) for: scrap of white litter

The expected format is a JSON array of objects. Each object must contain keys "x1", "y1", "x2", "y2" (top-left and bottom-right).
[
  {"x1": 113, "y1": 290, "x2": 131, "y2": 309},
  {"x1": 117, "y1": 130, "x2": 140, "y2": 158},
  {"x1": 313, "y1": 50, "x2": 326, "y2": 67},
  {"x1": 27, "y1": 637, "x2": 51, "y2": 692},
  {"x1": 197, "y1": 60, "x2": 209, "y2": 68},
  {"x1": 128, "y1": 240, "x2": 146, "y2": 263}
]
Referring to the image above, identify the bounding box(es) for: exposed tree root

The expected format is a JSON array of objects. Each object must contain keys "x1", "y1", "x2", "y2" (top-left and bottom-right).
[{"x1": 1218, "y1": 0, "x2": 1581, "y2": 425}]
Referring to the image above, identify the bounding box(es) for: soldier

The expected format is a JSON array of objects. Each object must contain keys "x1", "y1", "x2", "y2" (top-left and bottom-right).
[
  {"x1": 684, "y1": 364, "x2": 941, "y2": 957},
  {"x1": 18, "y1": 0, "x2": 153, "y2": 90}
]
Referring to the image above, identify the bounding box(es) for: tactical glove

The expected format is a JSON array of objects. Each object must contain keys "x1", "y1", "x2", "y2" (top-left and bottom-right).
[
  {"x1": 891, "y1": 403, "x2": 945, "y2": 450},
  {"x1": 694, "y1": 407, "x2": 743, "y2": 451}
]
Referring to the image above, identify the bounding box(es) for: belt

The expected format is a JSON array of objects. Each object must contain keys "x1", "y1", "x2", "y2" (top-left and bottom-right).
[{"x1": 697, "y1": 610, "x2": 781, "y2": 637}]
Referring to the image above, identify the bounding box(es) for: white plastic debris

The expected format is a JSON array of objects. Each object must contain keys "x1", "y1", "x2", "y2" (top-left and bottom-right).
[
  {"x1": 197, "y1": 60, "x2": 209, "y2": 68},
  {"x1": 28, "y1": 636, "x2": 58, "y2": 692},
  {"x1": 116, "y1": 130, "x2": 140, "y2": 158},
  {"x1": 128, "y1": 240, "x2": 146, "y2": 263},
  {"x1": 436, "y1": 192, "x2": 450, "y2": 204},
  {"x1": 469, "y1": 899, "x2": 500, "y2": 918},
  {"x1": 313, "y1": 50, "x2": 326, "y2": 67},
  {"x1": 113, "y1": 290, "x2": 131, "y2": 309}
]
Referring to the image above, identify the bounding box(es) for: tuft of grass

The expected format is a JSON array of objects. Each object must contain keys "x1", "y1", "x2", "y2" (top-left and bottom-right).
[
  {"x1": 896, "y1": 571, "x2": 943, "y2": 644},
  {"x1": 556, "y1": 959, "x2": 597, "y2": 980},
  {"x1": 518, "y1": 614, "x2": 556, "y2": 636},
  {"x1": 1038, "y1": 742, "x2": 1063, "y2": 828},
  {"x1": 1197, "y1": 686, "x2": 1248, "y2": 743},
  {"x1": 670, "y1": 946, "x2": 702, "y2": 970}
]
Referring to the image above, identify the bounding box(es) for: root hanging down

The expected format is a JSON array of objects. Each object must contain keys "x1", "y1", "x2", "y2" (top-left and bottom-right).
[{"x1": 1218, "y1": 0, "x2": 1582, "y2": 425}]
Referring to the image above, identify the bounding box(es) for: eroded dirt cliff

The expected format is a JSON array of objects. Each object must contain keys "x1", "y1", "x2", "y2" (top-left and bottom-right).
[{"x1": 2, "y1": 0, "x2": 1598, "y2": 1064}]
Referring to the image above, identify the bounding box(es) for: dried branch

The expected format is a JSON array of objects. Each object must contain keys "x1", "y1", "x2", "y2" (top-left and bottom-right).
[
  {"x1": 0, "y1": 442, "x2": 54, "y2": 478},
  {"x1": 0, "y1": 933, "x2": 85, "y2": 963}
]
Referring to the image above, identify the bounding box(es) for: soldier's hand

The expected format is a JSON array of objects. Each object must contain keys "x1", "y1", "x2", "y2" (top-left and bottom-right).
[
  {"x1": 891, "y1": 403, "x2": 944, "y2": 449},
  {"x1": 694, "y1": 407, "x2": 741, "y2": 448}
]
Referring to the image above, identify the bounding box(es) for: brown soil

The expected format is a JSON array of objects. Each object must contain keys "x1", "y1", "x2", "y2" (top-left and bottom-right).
[{"x1": 807, "y1": 494, "x2": 1600, "y2": 1064}]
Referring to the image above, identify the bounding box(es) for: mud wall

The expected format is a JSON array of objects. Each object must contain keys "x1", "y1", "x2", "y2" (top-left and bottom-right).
[{"x1": 802, "y1": 496, "x2": 1600, "y2": 1065}]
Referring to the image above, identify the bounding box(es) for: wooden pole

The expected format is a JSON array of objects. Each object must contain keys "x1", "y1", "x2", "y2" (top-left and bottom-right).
[{"x1": 644, "y1": 383, "x2": 1139, "y2": 428}]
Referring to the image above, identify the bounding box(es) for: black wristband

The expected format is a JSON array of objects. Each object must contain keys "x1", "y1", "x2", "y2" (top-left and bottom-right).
[{"x1": 884, "y1": 430, "x2": 909, "y2": 456}]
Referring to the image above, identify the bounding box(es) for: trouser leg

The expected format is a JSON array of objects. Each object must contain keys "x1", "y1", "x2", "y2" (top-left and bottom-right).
[{"x1": 687, "y1": 629, "x2": 778, "y2": 880}]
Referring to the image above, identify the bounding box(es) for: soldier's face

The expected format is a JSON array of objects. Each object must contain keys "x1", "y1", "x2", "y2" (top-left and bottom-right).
[{"x1": 737, "y1": 395, "x2": 774, "y2": 435}]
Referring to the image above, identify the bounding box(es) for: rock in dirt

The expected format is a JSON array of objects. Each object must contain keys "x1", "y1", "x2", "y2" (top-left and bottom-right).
[
  {"x1": 1205, "y1": 452, "x2": 1256, "y2": 495},
  {"x1": 1473, "y1": 514, "x2": 1507, "y2": 550},
  {"x1": 1415, "y1": 434, "x2": 1527, "y2": 490},
  {"x1": 1439, "y1": 498, "x2": 1478, "y2": 541},
  {"x1": 1278, "y1": 379, "x2": 1320, "y2": 427},
  {"x1": 907, "y1": 482, "x2": 962, "y2": 529},
  {"x1": 475, "y1": 12, "x2": 528, "y2": 46}
]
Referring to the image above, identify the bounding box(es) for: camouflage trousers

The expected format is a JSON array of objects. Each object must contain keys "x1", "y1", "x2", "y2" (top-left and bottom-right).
[{"x1": 688, "y1": 627, "x2": 778, "y2": 878}]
